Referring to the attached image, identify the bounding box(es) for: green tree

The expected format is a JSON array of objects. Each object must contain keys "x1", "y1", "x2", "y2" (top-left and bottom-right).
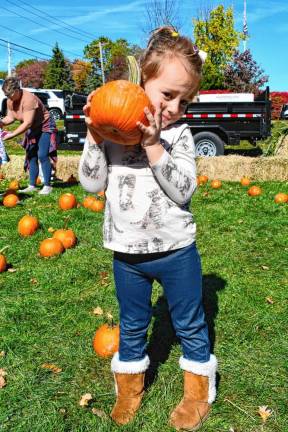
[
  {"x1": 84, "y1": 37, "x2": 134, "y2": 92},
  {"x1": 44, "y1": 43, "x2": 74, "y2": 90},
  {"x1": 193, "y1": 5, "x2": 241, "y2": 89},
  {"x1": 0, "y1": 71, "x2": 7, "y2": 80}
]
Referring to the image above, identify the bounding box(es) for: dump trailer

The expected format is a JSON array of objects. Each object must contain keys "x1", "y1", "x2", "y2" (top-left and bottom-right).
[{"x1": 62, "y1": 87, "x2": 271, "y2": 156}]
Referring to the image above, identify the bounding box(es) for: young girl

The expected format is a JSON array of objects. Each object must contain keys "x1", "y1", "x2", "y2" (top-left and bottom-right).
[{"x1": 79, "y1": 27, "x2": 217, "y2": 431}]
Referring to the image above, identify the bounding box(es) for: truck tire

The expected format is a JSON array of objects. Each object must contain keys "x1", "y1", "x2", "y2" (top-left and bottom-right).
[
  {"x1": 49, "y1": 108, "x2": 62, "y2": 121},
  {"x1": 194, "y1": 132, "x2": 224, "y2": 157}
]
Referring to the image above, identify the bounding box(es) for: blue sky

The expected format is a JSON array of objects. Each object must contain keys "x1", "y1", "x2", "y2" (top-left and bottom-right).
[{"x1": 0, "y1": 0, "x2": 287, "y2": 91}]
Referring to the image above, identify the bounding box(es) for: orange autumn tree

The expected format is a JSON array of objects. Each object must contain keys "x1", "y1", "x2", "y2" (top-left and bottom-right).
[{"x1": 71, "y1": 60, "x2": 92, "y2": 93}]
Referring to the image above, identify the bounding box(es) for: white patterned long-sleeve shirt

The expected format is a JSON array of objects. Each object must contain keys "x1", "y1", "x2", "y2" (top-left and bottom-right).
[{"x1": 79, "y1": 123, "x2": 198, "y2": 254}]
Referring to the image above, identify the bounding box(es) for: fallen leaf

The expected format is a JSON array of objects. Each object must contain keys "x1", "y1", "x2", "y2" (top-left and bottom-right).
[
  {"x1": 91, "y1": 407, "x2": 108, "y2": 418},
  {"x1": 59, "y1": 408, "x2": 67, "y2": 416},
  {"x1": 41, "y1": 363, "x2": 62, "y2": 374},
  {"x1": 203, "y1": 192, "x2": 209, "y2": 197},
  {"x1": 266, "y1": 296, "x2": 274, "y2": 304},
  {"x1": 99, "y1": 271, "x2": 109, "y2": 285},
  {"x1": 48, "y1": 227, "x2": 55, "y2": 233},
  {"x1": 238, "y1": 219, "x2": 244, "y2": 224},
  {"x1": 30, "y1": 278, "x2": 38, "y2": 285},
  {"x1": 0, "y1": 376, "x2": 6, "y2": 388},
  {"x1": 7, "y1": 268, "x2": 17, "y2": 273},
  {"x1": 0, "y1": 369, "x2": 7, "y2": 376},
  {"x1": 79, "y1": 393, "x2": 93, "y2": 407},
  {"x1": 0, "y1": 351, "x2": 5, "y2": 358},
  {"x1": 93, "y1": 306, "x2": 104, "y2": 316},
  {"x1": 261, "y1": 265, "x2": 269, "y2": 270},
  {"x1": 106, "y1": 312, "x2": 113, "y2": 321},
  {"x1": 258, "y1": 405, "x2": 272, "y2": 423}
]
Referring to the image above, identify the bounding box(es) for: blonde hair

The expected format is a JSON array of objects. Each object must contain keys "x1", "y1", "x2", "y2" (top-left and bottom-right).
[
  {"x1": 2, "y1": 77, "x2": 21, "y2": 96},
  {"x1": 140, "y1": 27, "x2": 203, "y2": 89}
]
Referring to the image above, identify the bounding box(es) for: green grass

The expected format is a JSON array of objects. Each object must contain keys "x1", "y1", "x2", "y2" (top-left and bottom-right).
[{"x1": 0, "y1": 180, "x2": 287, "y2": 431}]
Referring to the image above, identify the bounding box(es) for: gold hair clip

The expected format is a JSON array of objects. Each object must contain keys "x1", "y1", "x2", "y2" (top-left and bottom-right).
[{"x1": 171, "y1": 31, "x2": 179, "y2": 37}]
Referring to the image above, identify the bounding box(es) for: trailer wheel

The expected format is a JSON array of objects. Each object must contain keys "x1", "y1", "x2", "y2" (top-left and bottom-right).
[{"x1": 194, "y1": 132, "x2": 224, "y2": 157}]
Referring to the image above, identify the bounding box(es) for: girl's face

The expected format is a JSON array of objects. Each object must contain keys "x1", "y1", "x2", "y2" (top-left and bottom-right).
[{"x1": 143, "y1": 56, "x2": 200, "y2": 129}]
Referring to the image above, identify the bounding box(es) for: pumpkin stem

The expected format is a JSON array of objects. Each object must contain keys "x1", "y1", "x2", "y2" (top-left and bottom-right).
[{"x1": 127, "y1": 56, "x2": 141, "y2": 85}]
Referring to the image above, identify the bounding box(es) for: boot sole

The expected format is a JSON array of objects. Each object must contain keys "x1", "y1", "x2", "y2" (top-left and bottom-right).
[{"x1": 170, "y1": 411, "x2": 210, "y2": 432}]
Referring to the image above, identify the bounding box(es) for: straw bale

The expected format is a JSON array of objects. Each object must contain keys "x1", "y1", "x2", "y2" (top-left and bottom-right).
[
  {"x1": 275, "y1": 135, "x2": 288, "y2": 157},
  {"x1": 2, "y1": 154, "x2": 288, "y2": 182}
]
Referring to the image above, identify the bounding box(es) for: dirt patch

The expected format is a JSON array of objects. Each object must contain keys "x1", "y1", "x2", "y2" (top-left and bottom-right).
[{"x1": 1, "y1": 155, "x2": 288, "y2": 182}]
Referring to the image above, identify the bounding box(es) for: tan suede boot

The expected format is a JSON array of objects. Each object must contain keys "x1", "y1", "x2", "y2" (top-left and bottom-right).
[
  {"x1": 111, "y1": 372, "x2": 145, "y2": 425},
  {"x1": 110, "y1": 353, "x2": 150, "y2": 425},
  {"x1": 170, "y1": 355, "x2": 217, "y2": 431}
]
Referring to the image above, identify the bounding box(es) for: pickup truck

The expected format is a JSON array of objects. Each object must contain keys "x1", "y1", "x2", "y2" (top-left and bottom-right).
[
  {"x1": 62, "y1": 86, "x2": 271, "y2": 156},
  {"x1": 280, "y1": 103, "x2": 288, "y2": 120}
]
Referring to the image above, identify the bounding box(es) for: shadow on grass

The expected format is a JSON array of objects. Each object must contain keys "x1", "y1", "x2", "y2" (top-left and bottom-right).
[
  {"x1": 224, "y1": 147, "x2": 263, "y2": 156},
  {"x1": 145, "y1": 273, "x2": 226, "y2": 389}
]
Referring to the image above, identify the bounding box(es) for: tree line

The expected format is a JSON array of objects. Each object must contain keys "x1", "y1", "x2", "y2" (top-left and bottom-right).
[{"x1": 0, "y1": 5, "x2": 268, "y2": 95}]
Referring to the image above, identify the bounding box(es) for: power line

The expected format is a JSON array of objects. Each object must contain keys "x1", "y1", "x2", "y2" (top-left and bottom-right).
[
  {"x1": 9, "y1": 0, "x2": 97, "y2": 41},
  {"x1": 0, "y1": 24, "x2": 83, "y2": 58},
  {"x1": 2, "y1": 4, "x2": 91, "y2": 45},
  {"x1": 0, "y1": 41, "x2": 48, "y2": 61},
  {"x1": 0, "y1": 37, "x2": 51, "y2": 58}
]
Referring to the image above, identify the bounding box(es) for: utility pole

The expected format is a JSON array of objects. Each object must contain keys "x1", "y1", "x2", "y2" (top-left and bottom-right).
[
  {"x1": 98, "y1": 41, "x2": 105, "y2": 84},
  {"x1": 243, "y1": 0, "x2": 248, "y2": 51},
  {"x1": 7, "y1": 41, "x2": 12, "y2": 75}
]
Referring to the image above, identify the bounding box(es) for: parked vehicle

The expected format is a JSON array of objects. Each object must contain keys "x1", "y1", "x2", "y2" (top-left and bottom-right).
[
  {"x1": 52, "y1": 87, "x2": 272, "y2": 156},
  {"x1": 25, "y1": 88, "x2": 65, "y2": 121},
  {"x1": 280, "y1": 103, "x2": 288, "y2": 120}
]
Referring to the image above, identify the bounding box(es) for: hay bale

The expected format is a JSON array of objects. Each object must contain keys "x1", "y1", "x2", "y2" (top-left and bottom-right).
[
  {"x1": 2, "y1": 154, "x2": 288, "y2": 182},
  {"x1": 275, "y1": 135, "x2": 288, "y2": 157}
]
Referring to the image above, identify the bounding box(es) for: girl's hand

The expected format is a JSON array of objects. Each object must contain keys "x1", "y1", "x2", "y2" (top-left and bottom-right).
[
  {"x1": 83, "y1": 90, "x2": 103, "y2": 144},
  {"x1": 137, "y1": 104, "x2": 164, "y2": 148},
  {"x1": 2, "y1": 132, "x2": 14, "y2": 141}
]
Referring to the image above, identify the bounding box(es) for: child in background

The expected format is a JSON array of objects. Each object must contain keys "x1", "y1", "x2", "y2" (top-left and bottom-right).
[
  {"x1": 0, "y1": 129, "x2": 10, "y2": 166},
  {"x1": 79, "y1": 27, "x2": 217, "y2": 431}
]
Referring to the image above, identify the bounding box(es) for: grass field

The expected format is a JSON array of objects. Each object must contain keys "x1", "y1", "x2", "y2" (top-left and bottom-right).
[{"x1": 0, "y1": 179, "x2": 287, "y2": 432}]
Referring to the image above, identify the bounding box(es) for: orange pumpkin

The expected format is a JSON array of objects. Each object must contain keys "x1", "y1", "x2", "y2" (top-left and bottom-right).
[
  {"x1": 92, "y1": 324, "x2": 120, "y2": 358},
  {"x1": 197, "y1": 175, "x2": 208, "y2": 186},
  {"x1": 82, "y1": 195, "x2": 97, "y2": 209},
  {"x1": 211, "y1": 179, "x2": 222, "y2": 189},
  {"x1": 53, "y1": 229, "x2": 77, "y2": 249},
  {"x1": 240, "y1": 177, "x2": 251, "y2": 186},
  {"x1": 90, "y1": 80, "x2": 154, "y2": 145},
  {"x1": 3, "y1": 193, "x2": 19, "y2": 207},
  {"x1": 18, "y1": 215, "x2": 39, "y2": 237},
  {"x1": 248, "y1": 186, "x2": 262, "y2": 196},
  {"x1": 97, "y1": 191, "x2": 105, "y2": 197},
  {"x1": 36, "y1": 177, "x2": 42, "y2": 185},
  {"x1": 9, "y1": 179, "x2": 20, "y2": 190},
  {"x1": 274, "y1": 192, "x2": 288, "y2": 204},
  {"x1": 0, "y1": 254, "x2": 7, "y2": 273},
  {"x1": 39, "y1": 238, "x2": 64, "y2": 257},
  {"x1": 90, "y1": 199, "x2": 105, "y2": 212},
  {"x1": 58, "y1": 193, "x2": 77, "y2": 210}
]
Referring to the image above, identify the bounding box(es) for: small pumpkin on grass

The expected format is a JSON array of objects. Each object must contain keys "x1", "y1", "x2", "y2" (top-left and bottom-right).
[
  {"x1": 197, "y1": 175, "x2": 208, "y2": 186},
  {"x1": 248, "y1": 186, "x2": 262, "y2": 196},
  {"x1": 82, "y1": 195, "x2": 97, "y2": 209},
  {"x1": 53, "y1": 229, "x2": 77, "y2": 249},
  {"x1": 240, "y1": 177, "x2": 251, "y2": 186},
  {"x1": 90, "y1": 199, "x2": 105, "y2": 212},
  {"x1": 93, "y1": 323, "x2": 120, "y2": 358},
  {"x1": 58, "y1": 193, "x2": 77, "y2": 210},
  {"x1": 274, "y1": 193, "x2": 288, "y2": 204},
  {"x1": 210, "y1": 179, "x2": 222, "y2": 189},
  {"x1": 9, "y1": 179, "x2": 20, "y2": 190},
  {"x1": 39, "y1": 238, "x2": 64, "y2": 257},
  {"x1": 3, "y1": 193, "x2": 19, "y2": 208},
  {"x1": 18, "y1": 215, "x2": 39, "y2": 237},
  {"x1": 0, "y1": 247, "x2": 8, "y2": 273},
  {"x1": 90, "y1": 80, "x2": 154, "y2": 145}
]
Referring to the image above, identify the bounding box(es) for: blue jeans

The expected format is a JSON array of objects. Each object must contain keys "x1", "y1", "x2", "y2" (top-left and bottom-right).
[
  {"x1": 113, "y1": 242, "x2": 210, "y2": 363},
  {"x1": 26, "y1": 132, "x2": 52, "y2": 186}
]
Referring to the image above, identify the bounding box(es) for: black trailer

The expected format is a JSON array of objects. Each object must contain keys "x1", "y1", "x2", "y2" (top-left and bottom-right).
[{"x1": 61, "y1": 87, "x2": 271, "y2": 156}]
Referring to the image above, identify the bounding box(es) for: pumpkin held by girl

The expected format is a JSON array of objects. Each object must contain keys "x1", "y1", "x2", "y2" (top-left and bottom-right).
[{"x1": 90, "y1": 80, "x2": 154, "y2": 145}]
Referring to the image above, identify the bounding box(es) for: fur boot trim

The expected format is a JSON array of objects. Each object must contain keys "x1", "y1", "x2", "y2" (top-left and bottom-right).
[
  {"x1": 111, "y1": 352, "x2": 150, "y2": 374},
  {"x1": 179, "y1": 354, "x2": 217, "y2": 404}
]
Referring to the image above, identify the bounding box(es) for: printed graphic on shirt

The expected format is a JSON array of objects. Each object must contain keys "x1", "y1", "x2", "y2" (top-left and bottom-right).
[
  {"x1": 118, "y1": 174, "x2": 136, "y2": 211},
  {"x1": 151, "y1": 237, "x2": 164, "y2": 252},
  {"x1": 132, "y1": 188, "x2": 174, "y2": 229},
  {"x1": 161, "y1": 160, "x2": 191, "y2": 198},
  {"x1": 82, "y1": 143, "x2": 102, "y2": 179},
  {"x1": 177, "y1": 133, "x2": 190, "y2": 151},
  {"x1": 127, "y1": 239, "x2": 149, "y2": 254},
  {"x1": 104, "y1": 201, "x2": 123, "y2": 243}
]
